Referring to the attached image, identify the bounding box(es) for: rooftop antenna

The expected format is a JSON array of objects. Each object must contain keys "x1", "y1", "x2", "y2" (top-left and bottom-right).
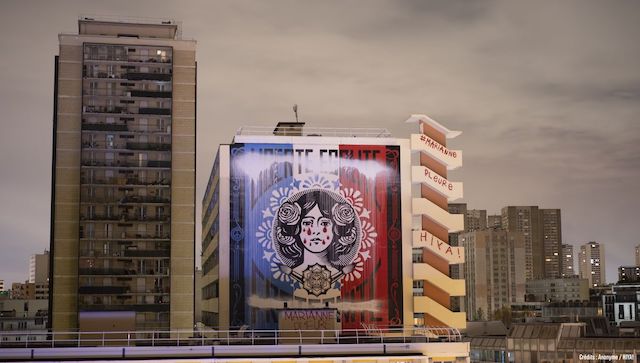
[{"x1": 293, "y1": 104, "x2": 299, "y2": 123}]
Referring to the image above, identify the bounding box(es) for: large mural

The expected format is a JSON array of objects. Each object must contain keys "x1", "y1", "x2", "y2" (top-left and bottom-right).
[{"x1": 229, "y1": 143, "x2": 402, "y2": 329}]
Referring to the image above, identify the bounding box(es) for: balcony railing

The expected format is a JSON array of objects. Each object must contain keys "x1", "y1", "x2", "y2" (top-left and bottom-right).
[
  {"x1": 80, "y1": 233, "x2": 170, "y2": 240},
  {"x1": 125, "y1": 72, "x2": 172, "y2": 82},
  {"x1": 83, "y1": 105, "x2": 171, "y2": 116},
  {"x1": 84, "y1": 54, "x2": 172, "y2": 64},
  {"x1": 82, "y1": 123, "x2": 128, "y2": 132},
  {"x1": 79, "y1": 248, "x2": 170, "y2": 258},
  {"x1": 124, "y1": 250, "x2": 170, "y2": 258},
  {"x1": 79, "y1": 177, "x2": 170, "y2": 186},
  {"x1": 78, "y1": 304, "x2": 170, "y2": 312},
  {"x1": 126, "y1": 142, "x2": 171, "y2": 151},
  {"x1": 138, "y1": 107, "x2": 171, "y2": 115},
  {"x1": 130, "y1": 90, "x2": 172, "y2": 98},
  {"x1": 78, "y1": 267, "x2": 169, "y2": 276},
  {"x1": 81, "y1": 160, "x2": 171, "y2": 169},
  {"x1": 78, "y1": 286, "x2": 129, "y2": 294},
  {"x1": 0, "y1": 326, "x2": 463, "y2": 351},
  {"x1": 120, "y1": 196, "x2": 170, "y2": 204}
]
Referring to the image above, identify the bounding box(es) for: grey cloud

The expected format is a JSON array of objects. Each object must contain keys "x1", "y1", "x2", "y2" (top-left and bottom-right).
[{"x1": 0, "y1": 0, "x2": 639, "y2": 283}]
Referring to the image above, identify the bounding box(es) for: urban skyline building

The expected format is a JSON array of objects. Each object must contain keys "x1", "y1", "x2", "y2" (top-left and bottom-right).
[
  {"x1": 501, "y1": 206, "x2": 562, "y2": 280},
  {"x1": 487, "y1": 214, "x2": 502, "y2": 229},
  {"x1": 579, "y1": 242, "x2": 606, "y2": 287},
  {"x1": 49, "y1": 18, "x2": 196, "y2": 332},
  {"x1": 525, "y1": 277, "x2": 589, "y2": 303},
  {"x1": 636, "y1": 244, "x2": 640, "y2": 266},
  {"x1": 561, "y1": 243, "x2": 575, "y2": 278},
  {"x1": 202, "y1": 117, "x2": 467, "y2": 334},
  {"x1": 461, "y1": 229, "x2": 526, "y2": 321},
  {"x1": 465, "y1": 209, "x2": 487, "y2": 232},
  {"x1": 540, "y1": 209, "x2": 562, "y2": 279},
  {"x1": 618, "y1": 266, "x2": 640, "y2": 283},
  {"x1": 29, "y1": 250, "x2": 49, "y2": 284}
]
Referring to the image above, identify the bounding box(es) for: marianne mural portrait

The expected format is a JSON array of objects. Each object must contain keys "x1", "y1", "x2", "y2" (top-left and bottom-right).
[
  {"x1": 229, "y1": 143, "x2": 403, "y2": 329},
  {"x1": 272, "y1": 189, "x2": 361, "y2": 296}
]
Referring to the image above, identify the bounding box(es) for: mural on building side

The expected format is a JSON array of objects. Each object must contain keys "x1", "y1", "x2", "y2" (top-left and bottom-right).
[{"x1": 229, "y1": 143, "x2": 403, "y2": 329}]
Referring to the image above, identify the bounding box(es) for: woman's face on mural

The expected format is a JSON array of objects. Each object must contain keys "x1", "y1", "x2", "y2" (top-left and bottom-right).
[{"x1": 299, "y1": 205, "x2": 333, "y2": 253}]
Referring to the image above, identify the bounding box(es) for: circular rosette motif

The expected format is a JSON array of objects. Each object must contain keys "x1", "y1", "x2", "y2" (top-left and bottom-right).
[
  {"x1": 343, "y1": 254, "x2": 365, "y2": 282},
  {"x1": 270, "y1": 187, "x2": 292, "y2": 210},
  {"x1": 277, "y1": 202, "x2": 301, "y2": 226},
  {"x1": 332, "y1": 203, "x2": 355, "y2": 226},
  {"x1": 302, "y1": 264, "x2": 332, "y2": 296},
  {"x1": 300, "y1": 174, "x2": 336, "y2": 190},
  {"x1": 360, "y1": 220, "x2": 378, "y2": 249},
  {"x1": 269, "y1": 254, "x2": 292, "y2": 283},
  {"x1": 340, "y1": 188, "x2": 364, "y2": 214},
  {"x1": 256, "y1": 219, "x2": 273, "y2": 249}
]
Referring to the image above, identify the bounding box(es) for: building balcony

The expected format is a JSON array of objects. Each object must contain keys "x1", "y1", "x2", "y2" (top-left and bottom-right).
[
  {"x1": 78, "y1": 286, "x2": 129, "y2": 294},
  {"x1": 78, "y1": 303, "x2": 170, "y2": 312},
  {"x1": 82, "y1": 123, "x2": 129, "y2": 132},
  {"x1": 79, "y1": 177, "x2": 170, "y2": 187},
  {"x1": 130, "y1": 90, "x2": 172, "y2": 98},
  {"x1": 81, "y1": 160, "x2": 171, "y2": 169},
  {"x1": 80, "y1": 214, "x2": 120, "y2": 222},
  {"x1": 138, "y1": 107, "x2": 171, "y2": 115},
  {"x1": 78, "y1": 268, "x2": 131, "y2": 276},
  {"x1": 126, "y1": 142, "x2": 171, "y2": 151},
  {"x1": 79, "y1": 247, "x2": 170, "y2": 258},
  {"x1": 119, "y1": 195, "x2": 170, "y2": 204},
  {"x1": 84, "y1": 54, "x2": 172, "y2": 64},
  {"x1": 79, "y1": 233, "x2": 170, "y2": 241},
  {"x1": 125, "y1": 72, "x2": 172, "y2": 82},
  {"x1": 123, "y1": 249, "x2": 170, "y2": 258}
]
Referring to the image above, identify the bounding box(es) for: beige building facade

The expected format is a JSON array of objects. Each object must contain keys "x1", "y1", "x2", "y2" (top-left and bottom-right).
[
  {"x1": 461, "y1": 229, "x2": 526, "y2": 321},
  {"x1": 50, "y1": 18, "x2": 195, "y2": 332},
  {"x1": 579, "y1": 242, "x2": 606, "y2": 287}
]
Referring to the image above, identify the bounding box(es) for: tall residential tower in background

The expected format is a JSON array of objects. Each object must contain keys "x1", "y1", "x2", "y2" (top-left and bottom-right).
[
  {"x1": 49, "y1": 18, "x2": 196, "y2": 332},
  {"x1": 501, "y1": 206, "x2": 562, "y2": 280},
  {"x1": 579, "y1": 242, "x2": 606, "y2": 287},
  {"x1": 561, "y1": 244, "x2": 575, "y2": 278}
]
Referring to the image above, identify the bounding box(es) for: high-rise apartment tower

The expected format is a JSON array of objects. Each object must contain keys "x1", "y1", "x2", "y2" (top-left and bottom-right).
[
  {"x1": 579, "y1": 242, "x2": 606, "y2": 287},
  {"x1": 501, "y1": 206, "x2": 562, "y2": 280},
  {"x1": 561, "y1": 244, "x2": 575, "y2": 278},
  {"x1": 50, "y1": 18, "x2": 196, "y2": 332}
]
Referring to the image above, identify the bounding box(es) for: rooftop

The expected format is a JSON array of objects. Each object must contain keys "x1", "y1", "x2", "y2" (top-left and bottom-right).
[
  {"x1": 236, "y1": 125, "x2": 393, "y2": 138},
  {"x1": 78, "y1": 16, "x2": 180, "y2": 39}
]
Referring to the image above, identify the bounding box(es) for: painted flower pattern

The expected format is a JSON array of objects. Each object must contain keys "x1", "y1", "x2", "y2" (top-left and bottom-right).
[
  {"x1": 270, "y1": 187, "x2": 291, "y2": 210},
  {"x1": 269, "y1": 255, "x2": 292, "y2": 282},
  {"x1": 360, "y1": 220, "x2": 378, "y2": 249},
  {"x1": 256, "y1": 219, "x2": 273, "y2": 249},
  {"x1": 343, "y1": 254, "x2": 365, "y2": 282},
  {"x1": 277, "y1": 202, "x2": 301, "y2": 225},
  {"x1": 300, "y1": 174, "x2": 334, "y2": 190},
  {"x1": 332, "y1": 203, "x2": 355, "y2": 226},
  {"x1": 340, "y1": 188, "x2": 364, "y2": 214}
]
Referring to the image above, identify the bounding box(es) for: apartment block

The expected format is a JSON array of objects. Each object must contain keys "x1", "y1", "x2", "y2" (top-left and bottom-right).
[
  {"x1": 50, "y1": 18, "x2": 196, "y2": 332},
  {"x1": 487, "y1": 215, "x2": 502, "y2": 229},
  {"x1": 461, "y1": 229, "x2": 526, "y2": 321},
  {"x1": 618, "y1": 266, "x2": 640, "y2": 283},
  {"x1": 561, "y1": 244, "x2": 576, "y2": 278},
  {"x1": 30, "y1": 250, "x2": 49, "y2": 284},
  {"x1": 579, "y1": 242, "x2": 606, "y2": 287},
  {"x1": 525, "y1": 277, "x2": 589, "y2": 303},
  {"x1": 501, "y1": 206, "x2": 562, "y2": 280}
]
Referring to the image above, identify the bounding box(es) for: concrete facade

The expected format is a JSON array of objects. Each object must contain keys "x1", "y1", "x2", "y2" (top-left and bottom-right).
[
  {"x1": 50, "y1": 18, "x2": 195, "y2": 332},
  {"x1": 579, "y1": 242, "x2": 606, "y2": 287},
  {"x1": 461, "y1": 229, "x2": 526, "y2": 321}
]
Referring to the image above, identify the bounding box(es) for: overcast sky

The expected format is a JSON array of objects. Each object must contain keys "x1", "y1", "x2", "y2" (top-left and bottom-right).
[{"x1": 1, "y1": 0, "x2": 638, "y2": 286}]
